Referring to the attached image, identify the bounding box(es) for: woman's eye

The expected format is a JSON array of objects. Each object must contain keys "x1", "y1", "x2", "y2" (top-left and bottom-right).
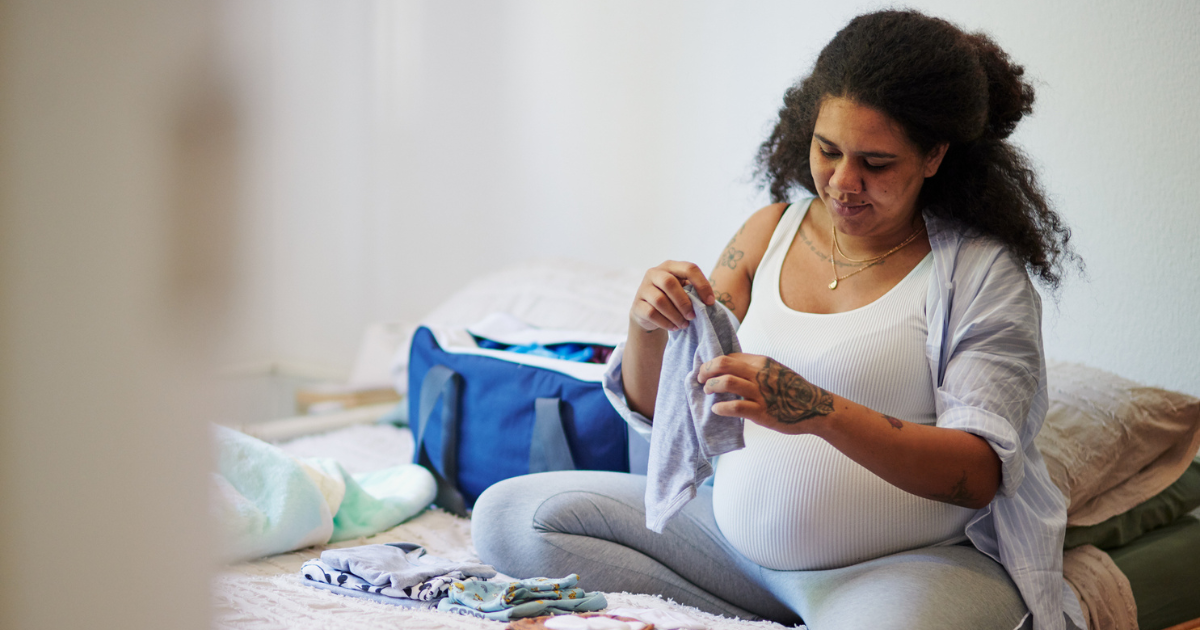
[
  {"x1": 820, "y1": 148, "x2": 840, "y2": 158},
  {"x1": 865, "y1": 162, "x2": 888, "y2": 171}
]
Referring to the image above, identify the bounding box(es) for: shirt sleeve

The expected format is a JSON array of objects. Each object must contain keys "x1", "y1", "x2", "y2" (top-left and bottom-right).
[
  {"x1": 601, "y1": 341, "x2": 654, "y2": 443},
  {"x1": 934, "y1": 247, "x2": 1045, "y2": 498}
]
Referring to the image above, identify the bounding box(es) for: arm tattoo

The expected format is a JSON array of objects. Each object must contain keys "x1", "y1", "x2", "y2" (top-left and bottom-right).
[
  {"x1": 708, "y1": 276, "x2": 736, "y2": 312},
  {"x1": 883, "y1": 414, "x2": 903, "y2": 430},
  {"x1": 719, "y1": 224, "x2": 747, "y2": 270},
  {"x1": 715, "y1": 291, "x2": 735, "y2": 311},
  {"x1": 930, "y1": 471, "x2": 978, "y2": 508},
  {"x1": 755, "y1": 358, "x2": 835, "y2": 424},
  {"x1": 720, "y1": 245, "x2": 744, "y2": 270}
]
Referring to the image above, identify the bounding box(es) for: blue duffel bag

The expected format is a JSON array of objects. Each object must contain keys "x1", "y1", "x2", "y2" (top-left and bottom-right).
[{"x1": 407, "y1": 324, "x2": 649, "y2": 517}]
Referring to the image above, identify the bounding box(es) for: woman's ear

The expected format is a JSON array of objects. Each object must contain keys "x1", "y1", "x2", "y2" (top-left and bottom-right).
[{"x1": 924, "y1": 143, "x2": 949, "y2": 178}]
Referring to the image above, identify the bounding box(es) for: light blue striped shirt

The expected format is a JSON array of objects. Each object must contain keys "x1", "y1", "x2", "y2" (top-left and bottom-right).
[
  {"x1": 923, "y1": 212, "x2": 1084, "y2": 630},
  {"x1": 603, "y1": 210, "x2": 1085, "y2": 630}
]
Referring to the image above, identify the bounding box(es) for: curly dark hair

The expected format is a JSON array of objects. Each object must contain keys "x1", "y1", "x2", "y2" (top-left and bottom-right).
[{"x1": 756, "y1": 10, "x2": 1079, "y2": 288}]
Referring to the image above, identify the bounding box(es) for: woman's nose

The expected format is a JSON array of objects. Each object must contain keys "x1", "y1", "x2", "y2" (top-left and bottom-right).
[{"x1": 829, "y1": 161, "x2": 863, "y2": 195}]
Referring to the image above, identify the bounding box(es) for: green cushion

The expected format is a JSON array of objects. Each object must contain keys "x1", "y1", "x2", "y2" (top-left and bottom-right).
[
  {"x1": 1107, "y1": 514, "x2": 1200, "y2": 630},
  {"x1": 1065, "y1": 460, "x2": 1200, "y2": 550}
]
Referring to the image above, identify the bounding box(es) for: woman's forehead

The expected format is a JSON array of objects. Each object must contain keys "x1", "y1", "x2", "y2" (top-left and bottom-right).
[{"x1": 813, "y1": 97, "x2": 915, "y2": 155}]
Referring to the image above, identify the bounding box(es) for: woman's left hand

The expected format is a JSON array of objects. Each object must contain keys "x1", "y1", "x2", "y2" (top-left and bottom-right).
[{"x1": 698, "y1": 353, "x2": 838, "y2": 433}]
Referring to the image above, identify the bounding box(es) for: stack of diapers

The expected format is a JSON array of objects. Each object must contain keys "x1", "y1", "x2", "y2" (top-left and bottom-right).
[{"x1": 210, "y1": 425, "x2": 436, "y2": 563}]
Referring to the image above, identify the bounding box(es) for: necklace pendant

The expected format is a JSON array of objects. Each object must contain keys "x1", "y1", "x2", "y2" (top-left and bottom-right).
[{"x1": 828, "y1": 279, "x2": 838, "y2": 290}]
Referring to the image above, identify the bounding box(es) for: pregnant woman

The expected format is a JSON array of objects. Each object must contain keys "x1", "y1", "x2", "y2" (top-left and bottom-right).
[{"x1": 473, "y1": 10, "x2": 1084, "y2": 630}]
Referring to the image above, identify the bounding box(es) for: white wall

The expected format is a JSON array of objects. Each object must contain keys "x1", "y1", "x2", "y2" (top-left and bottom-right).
[{"x1": 223, "y1": 0, "x2": 1200, "y2": 398}]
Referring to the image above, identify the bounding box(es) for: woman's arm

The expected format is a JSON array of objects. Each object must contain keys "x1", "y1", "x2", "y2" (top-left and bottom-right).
[
  {"x1": 622, "y1": 203, "x2": 787, "y2": 419},
  {"x1": 698, "y1": 355, "x2": 1001, "y2": 508}
]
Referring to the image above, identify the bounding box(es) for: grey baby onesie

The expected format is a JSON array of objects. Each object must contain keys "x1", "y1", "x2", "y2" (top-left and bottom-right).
[{"x1": 645, "y1": 285, "x2": 745, "y2": 532}]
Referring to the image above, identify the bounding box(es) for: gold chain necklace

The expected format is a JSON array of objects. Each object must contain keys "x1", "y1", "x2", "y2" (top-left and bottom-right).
[{"x1": 828, "y1": 222, "x2": 924, "y2": 290}]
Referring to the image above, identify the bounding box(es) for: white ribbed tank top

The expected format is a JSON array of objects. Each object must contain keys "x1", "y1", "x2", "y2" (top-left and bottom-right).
[{"x1": 712, "y1": 201, "x2": 975, "y2": 570}]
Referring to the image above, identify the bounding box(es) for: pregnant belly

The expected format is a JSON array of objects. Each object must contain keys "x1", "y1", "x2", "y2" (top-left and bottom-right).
[{"x1": 711, "y1": 423, "x2": 977, "y2": 571}]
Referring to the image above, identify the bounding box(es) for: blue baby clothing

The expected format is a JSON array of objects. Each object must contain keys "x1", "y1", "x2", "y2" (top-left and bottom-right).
[
  {"x1": 645, "y1": 286, "x2": 745, "y2": 533},
  {"x1": 474, "y1": 339, "x2": 600, "y2": 363},
  {"x1": 436, "y1": 574, "x2": 607, "y2": 621}
]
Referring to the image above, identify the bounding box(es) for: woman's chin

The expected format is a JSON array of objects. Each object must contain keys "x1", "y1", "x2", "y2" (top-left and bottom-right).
[{"x1": 831, "y1": 214, "x2": 876, "y2": 237}]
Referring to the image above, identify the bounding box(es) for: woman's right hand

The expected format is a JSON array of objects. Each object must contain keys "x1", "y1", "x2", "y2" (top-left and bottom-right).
[{"x1": 630, "y1": 261, "x2": 717, "y2": 333}]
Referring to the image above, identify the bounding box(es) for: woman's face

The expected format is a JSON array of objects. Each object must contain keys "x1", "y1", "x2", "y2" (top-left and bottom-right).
[{"x1": 810, "y1": 96, "x2": 947, "y2": 239}]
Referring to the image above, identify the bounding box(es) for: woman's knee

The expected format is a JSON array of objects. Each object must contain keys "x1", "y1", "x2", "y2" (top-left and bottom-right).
[
  {"x1": 471, "y1": 474, "x2": 540, "y2": 573},
  {"x1": 790, "y1": 546, "x2": 1027, "y2": 630},
  {"x1": 471, "y1": 471, "x2": 644, "y2": 576}
]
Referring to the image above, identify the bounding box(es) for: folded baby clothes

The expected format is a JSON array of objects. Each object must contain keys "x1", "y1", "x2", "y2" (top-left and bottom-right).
[
  {"x1": 437, "y1": 574, "x2": 608, "y2": 621},
  {"x1": 320, "y1": 542, "x2": 497, "y2": 591},
  {"x1": 301, "y1": 558, "x2": 482, "y2": 601},
  {"x1": 645, "y1": 285, "x2": 745, "y2": 533},
  {"x1": 299, "y1": 542, "x2": 497, "y2": 606}
]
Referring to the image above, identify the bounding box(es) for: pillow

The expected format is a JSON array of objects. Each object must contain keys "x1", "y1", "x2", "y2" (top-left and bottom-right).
[
  {"x1": 1036, "y1": 361, "x2": 1200, "y2": 527},
  {"x1": 416, "y1": 258, "x2": 641, "y2": 335},
  {"x1": 1105, "y1": 514, "x2": 1200, "y2": 630},
  {"x1": 1064, "y1": 459, "x2": 1200, "y2": 549},
  {"x1": 388, "y1": 258, "x2": 643, "y2": 395}
]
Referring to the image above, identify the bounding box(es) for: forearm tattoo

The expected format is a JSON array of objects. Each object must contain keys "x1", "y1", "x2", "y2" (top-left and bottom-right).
[
  {"x1": 930, "y1": 471, "x2": 978, "y2": 508},
  {"x1": 756, "y1": 358, "x2": 835, "y2": 424},
  {"x1": 883, "y1": 414, "x2": 903, "y2": 430}
]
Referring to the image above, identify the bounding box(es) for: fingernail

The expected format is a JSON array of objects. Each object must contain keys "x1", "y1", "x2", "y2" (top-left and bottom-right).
[{"x1": 685, "y1": 311, "x2": 695, "y2": 320}]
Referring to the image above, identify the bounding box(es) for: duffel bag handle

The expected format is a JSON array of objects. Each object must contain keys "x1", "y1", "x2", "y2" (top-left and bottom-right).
[
  {"x1": 530, "y1": 398, "x2": 577, "y2": 473},
  {"x1": 415, "y1": 365, "x2": 469, "y2": 518},
  {"x1": 415, "y1": 370, "x2": 582, "y2": 517}
]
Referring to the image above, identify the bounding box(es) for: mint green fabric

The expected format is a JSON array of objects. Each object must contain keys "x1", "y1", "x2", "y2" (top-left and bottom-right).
[
  {"x1": 211, "y1": 425, "x2": 436, "y2": 561},
  {"x1": 1065, "y1": 460, "x2": 1200, "y2": 550},
  {"x1": 212, "y1": 425, "x2": 335, "y2": 562},
  {"x1": 1107, "y1": 514, "x2": 1200, "y2": 630},
  {"x1": 330, "y1": 464, "x2": 438, "y2": 542}
]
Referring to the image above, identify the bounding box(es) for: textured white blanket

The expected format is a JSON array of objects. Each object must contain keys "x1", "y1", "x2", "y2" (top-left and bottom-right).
[
  {"x1": 213, "y1": 508, "x2": 789, "y2": 630},
  {"x1": 213, "y1": 424, "x2": 791, "y2": 630}
]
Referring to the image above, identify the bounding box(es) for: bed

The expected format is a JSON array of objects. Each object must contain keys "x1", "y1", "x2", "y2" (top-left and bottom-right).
[{"x1": 212, "y1": 259, "x2": 1200, "y2": 630}]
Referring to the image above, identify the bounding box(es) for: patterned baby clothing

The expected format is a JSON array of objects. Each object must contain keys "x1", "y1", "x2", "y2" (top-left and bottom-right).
[
  {"x1": 436, "y1": 574, "x2": 608, "y2": 621},
  {"x1": 299, "y1": 542, "x2": 496, "y2": 605}
]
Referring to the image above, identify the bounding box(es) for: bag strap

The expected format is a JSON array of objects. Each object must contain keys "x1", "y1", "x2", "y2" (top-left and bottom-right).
[
  {"x1": 530, "y1": 398, "x2": 576, "y2": 473},
  {"x1": 415, "y1": 365, "x2": 468, "y2": 517}
]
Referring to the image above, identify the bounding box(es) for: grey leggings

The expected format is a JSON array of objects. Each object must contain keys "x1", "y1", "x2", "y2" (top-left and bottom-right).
[{"x1": 471, "y1": 471, "x2": 1029, "y2": 630}]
